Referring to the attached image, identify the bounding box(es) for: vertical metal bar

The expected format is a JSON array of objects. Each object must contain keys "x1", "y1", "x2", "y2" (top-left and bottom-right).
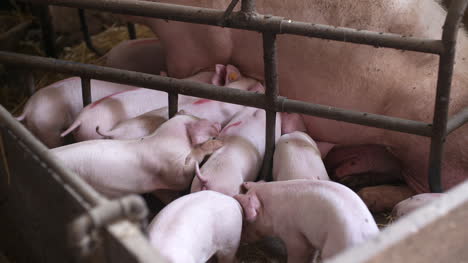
[
  {"x1": 77, "y1": 8, "x2": 102, "y2": 56},
  {"x1": 241, "y1": 0, "x2": 256, "y2": 13},
  {"x1": 127, "y1": 22, "x2": 137, "y2": 40},
  {"x1": 428, "y1": 0, "x2": 468, "y2": 193},
  {"x1": 81, "y1": 77, "x2": 92, "y2": 107},
  {"x1": 260, "y1": 32, "x2": 278, "y2": 181},
  {"x1": 37, "y1": 5, "x2": 57, "y2": 58},
  {"x1": 168, "y1": 93, "x2": 178, "y2": 118}
]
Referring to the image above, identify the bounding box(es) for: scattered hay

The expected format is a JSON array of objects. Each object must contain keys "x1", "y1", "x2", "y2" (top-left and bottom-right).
[{"x1": 35, "y1": 24, "x2": 155, "y2": 89}]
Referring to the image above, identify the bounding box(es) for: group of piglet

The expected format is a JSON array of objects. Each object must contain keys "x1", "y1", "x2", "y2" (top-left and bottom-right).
[{"x1": 18, "y1": 63, "x2": 433, "y2": 263}]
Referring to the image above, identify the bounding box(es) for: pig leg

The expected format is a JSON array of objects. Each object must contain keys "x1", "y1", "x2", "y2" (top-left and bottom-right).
[
  {"x1": 105, "y1": 38, "x2": 166, "y2": 75},
  {"x1": 357, "y1": 185, "x2": 414, "y2": 213},
  {"x1": 391, "y1": 193, "x2": 444, "y2": 219},
  {"x1": 324, "y1": 144, "x2": 402, "y2": 191}
]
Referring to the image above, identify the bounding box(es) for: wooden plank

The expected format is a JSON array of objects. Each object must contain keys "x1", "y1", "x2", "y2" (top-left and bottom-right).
[{"x1": 326, "y1": 180, "x2": 468, "y2": 263}]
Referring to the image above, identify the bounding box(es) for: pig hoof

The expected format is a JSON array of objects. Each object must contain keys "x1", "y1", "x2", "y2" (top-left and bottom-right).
[{"x1": 357, "y1": 185, "x2": 414, "y2": 213}]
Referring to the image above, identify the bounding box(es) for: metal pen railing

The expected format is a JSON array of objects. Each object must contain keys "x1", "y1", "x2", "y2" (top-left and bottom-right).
[{"x1": 5, "y1": 0, "x2": 468, "y2": 193}]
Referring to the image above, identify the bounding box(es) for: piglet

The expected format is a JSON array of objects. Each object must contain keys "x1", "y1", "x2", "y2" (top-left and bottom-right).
[
  {"x1": 191, "y1": 102, "x2": 281, "y2": 196},
  {"x1": 52, "y1": 112, "x2": 222, "y2": 198},
  {"x1": 234, "y1": 180, "x2": 379, "y2": 262},
  {"x1": 15, "y1": 77, "x2": 133, "y2": 148},
  {"x1": 148, "y1": 191, "x2": 242, "y2": 263},
  {"x1": 273, "y1": 131, "x2": 329, "y2": 181},
  {"x1": 95, "y1": 64, "x2": 259, "y2": 140},
  {"x1": 391, "y1": 193, "x2": 444, "y2": 219},
  {"x1": 61, "y1": 69, "x2": 221, "y2": 141}
]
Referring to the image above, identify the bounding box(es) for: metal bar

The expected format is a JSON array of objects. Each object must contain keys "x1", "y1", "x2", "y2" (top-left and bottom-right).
[
  {"x1": 77, "y1": 8, "x2": 102, "y2": 56},
  {"x1": 68, "y1": 195, "x2": 148, "y2": 258},
  {"x1": 0, "y1": 51, "x2": 433, "y2": 137},
  {"x1": 241, "y1": 0, "x2": 255, "y2": 13},
  {"x1": 260, "y1": 32, "x2": 278, "y2": 181},
  {"x1": 37, "y1": 4, "x2": 57, "y2": 57},
  {"x1": 127, "y1": 22, "x2": 137, "y2": 40},
  {"x1": 219, "y1": 0, "x2": 240, "y2": 26},
  {"x1": 168, "y1": 93, "x2": 178, "y2": 118},
  {"x1": 428, "y1": 0, "x2": 468, "y2": 193},
  {"x1": 29, "y1": 0, "x2": 443, "y2": 54},
  {"x1": 81, "y1": 77, "x2": 92, "y2": 107},
  {"x1": 447, "y1": 107, "x2": 468, "y2": 134},
  {"x1": 280, "y1": 99, "x2": 433, "y2": 137},
  {"x1": 0, "y1": 105, "x2": 106, "y2": 206}
]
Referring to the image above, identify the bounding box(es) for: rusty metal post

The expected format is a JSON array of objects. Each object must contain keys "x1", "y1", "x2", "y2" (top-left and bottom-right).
[
  {"x1": 37, "y1": 4, "x2": 57, "y2": 58},
  {"x1": 81, "y1": 77, "x2": 92, "y2": 106},
  {"x1": 428, "y1": 0, "x2": 468, "y2": 192},
  {"x1": 260, "y1": 32, "x2": 278, "y2": 181},
  {"x1": 127, "y1": 22, "x2": 137, "y2": 40},
  {"x1": 78, "y1": 8, "x2": 102, "y2": 56},
  {"x1": 168, "y1": 93, "x2": 178, "y2": 118}
]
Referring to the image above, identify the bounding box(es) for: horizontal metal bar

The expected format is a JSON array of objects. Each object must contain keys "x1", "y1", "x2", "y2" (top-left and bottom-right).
[
  {"x1": 447, "y1": 107, "x2": 468, "y2": 134},
  {"x1": 280, "y1": 99, "x2": 433, "y2": 137},
  {"x1": 0, "y1": 51, "x2": 433, "y2": 136},
  {"x1": 26, "y1": 0, "x2": 443, "y2": 54},
  {"x1": 0, "y1": 104, "x2": 106, "y2": 206}
]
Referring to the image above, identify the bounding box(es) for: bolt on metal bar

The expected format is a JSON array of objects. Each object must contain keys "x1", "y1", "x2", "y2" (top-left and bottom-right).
[
  {"x1": 0, "y1": 105, "x2": 106, "y2": 206},
  {"x1": 447, "y1": 107, "x2": 468, "y2": 134},
  {"x1": 30, "y1": 0, "x2": 443, "y2": 54},
  {"x1": 78, "y1": 8, "x2": 102, "y2": 56},
  {"x1": 0, "y1": 51, "x2": 435, "y2": 137},
  {"x1": 260, "y1": 32, "x2": 278, "y2": 181},
  {"x1": 127, "y1": 22, "x2": 137, "y2": 40},
  {"x1": 241, "y1": 0, "x2": 255, "y2": 13},
  {"x1": 168, "y1": 93, "x2": 178, "y2": 118},
  {"x1": 428, "y1": 0, "x2": 468, "y2": 193},
  {"x1": 37, "y1": 4, "x2": 57, "y2": 57},
  {"x1": 81, "y1": 77, "x2": 92, "y2": 106}
]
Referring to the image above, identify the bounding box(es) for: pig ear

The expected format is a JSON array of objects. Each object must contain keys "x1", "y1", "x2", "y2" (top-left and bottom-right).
[
  {"x1": 211, "y1": 64, "x2": 227, "y2": 86},
  {"x1": 234, "y1": 194, "x2": 260, "y2": 222},
  {"x1": 200, "y1": 139, "x2": 223, "y2": 154},
  {"x1": 187, "y1": 120, "x2": 221, "y2": 146},
  {"x1": 242, "y1": 181, "x2": 255, "y2": 191},
  {"x1": 195, "y1": 161, "x2": 209, "y2": 190},
  {"x1": 248, "y1": 82, "x2": 265, "y2": 93},
  {"x1": 225, "y1": 64, "x2": 241, "y2": 85}
]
